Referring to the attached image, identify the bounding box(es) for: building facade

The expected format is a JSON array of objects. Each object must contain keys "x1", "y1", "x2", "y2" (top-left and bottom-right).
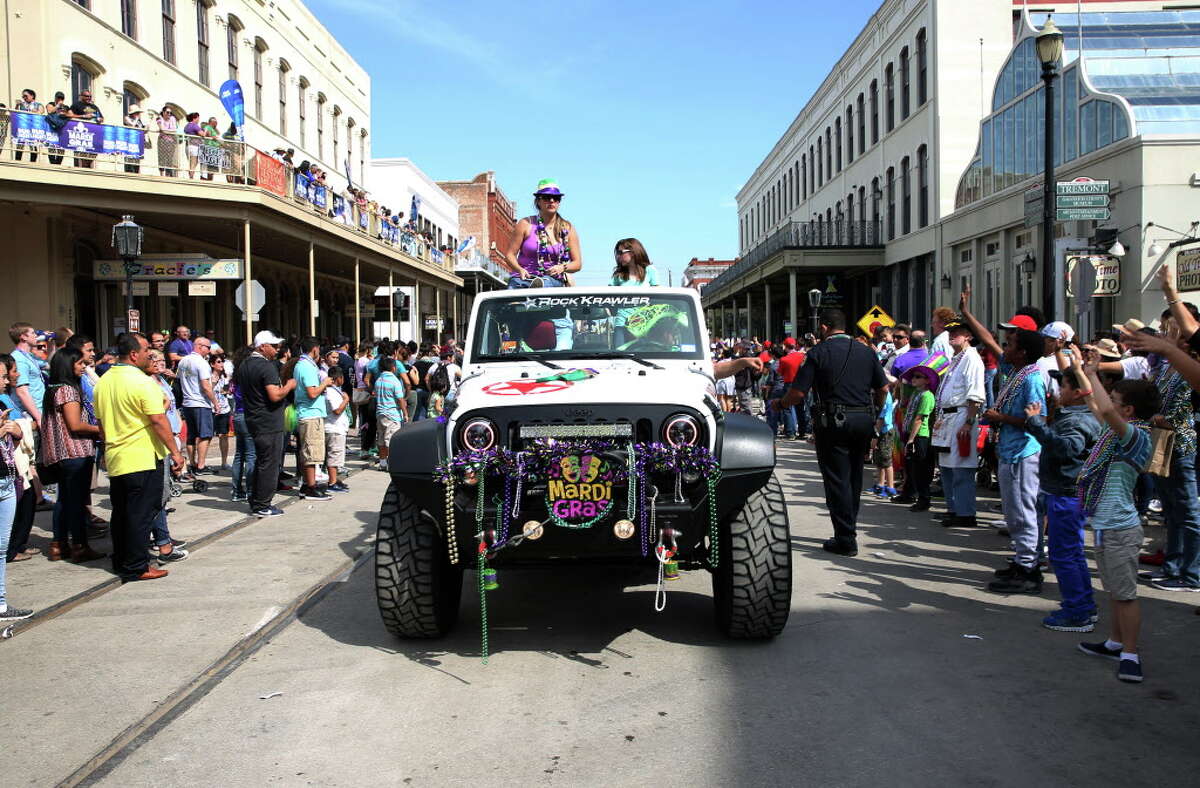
[
  {"x1": 437, "y1": 172, "x2": 518, "y2": 272},
  {"x1": 682, "y1": 258, "x2": 734, "y2": 292},
  {"x1": 0, "y1": 0, "x2": 461, "y2": 346}
]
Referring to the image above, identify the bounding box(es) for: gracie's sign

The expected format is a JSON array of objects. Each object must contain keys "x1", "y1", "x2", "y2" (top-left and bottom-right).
[{"x1": 546, "y1": 454, "x2": 616, "y2": 523}]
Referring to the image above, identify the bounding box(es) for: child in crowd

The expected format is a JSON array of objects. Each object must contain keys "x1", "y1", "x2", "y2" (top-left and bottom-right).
[
  {"x1": 1020, "y1": 362, "x2": 1101, "y2": 632},
  {"x1": 870, "y1": 383, "x2": 897, "y2": 498},
  {"x1": 901, "y1": 361, "x2": 939, "y2": 512},
  {"x1": 1075, "y1": 352, "x2": 1160, "y2": 683},
  {"x1": 323, "y1": 366, "x2": 350, "y2": 493}
]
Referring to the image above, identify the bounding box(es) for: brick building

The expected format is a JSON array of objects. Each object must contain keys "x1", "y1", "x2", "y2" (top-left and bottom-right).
[
  {"x1": 437, "y1": 171, "x2": 518, "y2": 268},
  {"x1": 683, "y1": 258, "x2": 735, "y2": 292}
]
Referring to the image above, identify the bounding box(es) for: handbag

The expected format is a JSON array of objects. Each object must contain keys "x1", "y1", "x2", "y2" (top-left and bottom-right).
[
  {"x1": 1145, "y1": 427, "x2": 1175, "y2": 476},
  {"x1": 35, "y1": 439, "x2": 62, "y2": 484}
]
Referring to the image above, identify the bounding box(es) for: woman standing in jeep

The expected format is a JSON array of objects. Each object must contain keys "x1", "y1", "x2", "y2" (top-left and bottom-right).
[{"x1": 503, "y1": 179, "x2": 584, "y2": 288}]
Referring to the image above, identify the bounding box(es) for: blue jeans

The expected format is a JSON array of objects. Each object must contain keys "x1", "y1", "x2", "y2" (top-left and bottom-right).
[
  {"x1": 507, "y1": 275, "x2": 573, "y2": 348},
  {"x1": 939, "y1": 463, "x2": 977, "y2": 517},
  {"x1": 507, "y1": 273, "x2": 566, "y2": 289},
  {"x1": 52, "y1": 456, "x2": 93, "y2": 546},
  {"x1": 764, "y1": 386, "x2": 797, "y2": 436},
  {"x1": 1045, "y1": 492, "x2": 1095, "y2": 616},
  {"x1": 984, "y1": 368, "x2": 997, "y2": 410},
  {"x1": 1161, "y1": 446, "x2": 1200, "y2": 587},
  {"x1": 1, "y1": 477, "x2": 16, "y2": 608},
  {"x1": 232, "y1": 412, "x2": 257, "y2": 498},
  {"x1": 150, "y1": 509, "x2": 173, "y2": 547}
]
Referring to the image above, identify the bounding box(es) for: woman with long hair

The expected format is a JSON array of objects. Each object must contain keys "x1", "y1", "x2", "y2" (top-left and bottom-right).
[
  {"x1": 609, "y1": 238, "x2": 660, "y2": 346},
  {"x1": 1, "y1": 355, "x2": 34, "y2": 619},
  {"x1": 502, "y1": 179, "x2": 583, "y2": 288},
  {"x1": 211, "y1": 353, "x2": 233, "y2": 469},
  {"x1": 39, "y1": 347, "x2": 104, "y2": 563}
]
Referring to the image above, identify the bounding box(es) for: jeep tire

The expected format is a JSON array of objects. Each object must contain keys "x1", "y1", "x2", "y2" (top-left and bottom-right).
[
  {"x1": 375, "y1": 480, "x2": 464, "y2": 638},
  {"x1": 712, "y1": 473, "x2": 791, "y2": 638}
]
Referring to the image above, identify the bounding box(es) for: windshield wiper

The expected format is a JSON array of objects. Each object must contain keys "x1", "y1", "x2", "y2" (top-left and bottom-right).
[
  {"x1": 481, "y1": 353, "x2": 562, "y2": 370},
  {"x1": 588, "y1": 352, "x2": 664, "y2": 370}
]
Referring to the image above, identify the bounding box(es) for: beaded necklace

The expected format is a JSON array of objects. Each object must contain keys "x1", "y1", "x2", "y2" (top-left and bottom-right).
[
  {"x1": 532, "y1": 214, "x2": 571, "y2": 277},
  {"x1": 1078, "y1": 419, "x2": 1150, "y2": 516},
  {"x1": 994, "y1": 362, "x2": 1039, "y2": 415}
]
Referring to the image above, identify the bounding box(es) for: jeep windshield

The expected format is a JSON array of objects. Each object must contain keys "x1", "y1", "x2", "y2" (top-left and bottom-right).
[{"x1": 470, "y1": 292, "x2": 704, "y2": 363}]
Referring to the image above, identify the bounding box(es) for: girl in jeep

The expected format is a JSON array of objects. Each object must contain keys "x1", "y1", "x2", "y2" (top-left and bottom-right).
[{"x1": 503, "y1": 179, "x2": 583, "y2": 289}]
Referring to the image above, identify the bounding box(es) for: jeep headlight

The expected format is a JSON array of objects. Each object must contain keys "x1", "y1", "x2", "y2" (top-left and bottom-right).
[
  {"x1": 460, "y1": 417, "x2": 498, "y2": 451},
  {"x1": 663, "y1": 414, "x2": 700, "y2": 447}
]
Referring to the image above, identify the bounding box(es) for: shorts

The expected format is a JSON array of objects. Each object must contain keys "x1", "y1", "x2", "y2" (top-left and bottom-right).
[
  {"x1": 871, "y1": 437, "x2": 892, "y2": 467},
  {"x1": 297, "y1": 418, "x2": 326, "y2": 467},
  {"x1": 186, "y1": 144, "x2": 200, "y2": 158},
  {"x1": 1094, "y1": 524, "x2": 1143, "y2": 602},
  {"x1": 213, "y1": 411, "x2": 231, "y2": 435},
  {"x1": 377, "y1": 415, "x2": 402, "y2": 448},
  {"x1": 182, "y1": 406, "x2": 214, "y2": 443},
  {"x1": 325, "y1": 431, "x2": 346, "y2": 469}
]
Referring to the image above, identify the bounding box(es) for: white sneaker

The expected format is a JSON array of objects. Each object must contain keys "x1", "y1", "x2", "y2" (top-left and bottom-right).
[{"x1": 377, "y1": 460, "x2": 389, "y2": 472}]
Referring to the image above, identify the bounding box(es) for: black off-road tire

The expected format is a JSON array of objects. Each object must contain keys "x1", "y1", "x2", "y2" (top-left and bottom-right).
[
  {"x1": 712, "y1": 473, "x2": 791, "y2": 638},
  {"x1": 375, "y1": 480, "x2": 463, "y2": 638}
]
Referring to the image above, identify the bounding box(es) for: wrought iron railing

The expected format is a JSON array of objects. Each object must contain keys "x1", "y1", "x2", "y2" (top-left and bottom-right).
[{"x1": 703, "y1": 219, "x2": 883, "y2": 300}]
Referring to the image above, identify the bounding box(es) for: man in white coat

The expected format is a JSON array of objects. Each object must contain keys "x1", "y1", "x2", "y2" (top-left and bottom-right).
[{"x1": 932, "y1": 320, "x2": 986, "y2": 528}]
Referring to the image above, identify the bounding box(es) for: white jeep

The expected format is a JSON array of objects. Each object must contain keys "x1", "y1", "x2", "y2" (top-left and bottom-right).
[{"x1": 374, "y1": 287, "x2": 790, "y2": 641}]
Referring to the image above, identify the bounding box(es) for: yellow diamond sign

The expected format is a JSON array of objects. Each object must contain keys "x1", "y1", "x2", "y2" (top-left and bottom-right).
[{"x1": 857, "y1": 305, "x2": 895, "y2": 338}]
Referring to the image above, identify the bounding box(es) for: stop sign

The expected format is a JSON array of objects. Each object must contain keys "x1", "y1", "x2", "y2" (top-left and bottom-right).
[{"x1": 234, "y1": 280, "x2": 266, "y2": 315}]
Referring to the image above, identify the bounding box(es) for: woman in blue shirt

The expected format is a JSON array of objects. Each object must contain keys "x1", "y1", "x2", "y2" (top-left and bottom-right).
[{"x1": 610, "y1": 238, "x2": 660, "y2": 347}]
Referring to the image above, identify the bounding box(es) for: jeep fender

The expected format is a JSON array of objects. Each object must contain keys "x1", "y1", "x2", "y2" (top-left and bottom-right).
[
  {"x1": 387, "y1": 419, "x2": 447, "y2": 513},
  {"x1": 713, "y1": 413, "x2": 775, "y2": 521}
]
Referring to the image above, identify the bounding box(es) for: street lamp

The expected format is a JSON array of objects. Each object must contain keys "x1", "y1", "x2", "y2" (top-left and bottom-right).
[
  {"x1": 112, "y1": 215, "x2": 144, "y2": 328},
  {"x1": 1037, "y1": 18, "x2": 1064, "y2": 320},
  {"x1": 807, "y1": 287, "x2": 823, "y2": 336}
]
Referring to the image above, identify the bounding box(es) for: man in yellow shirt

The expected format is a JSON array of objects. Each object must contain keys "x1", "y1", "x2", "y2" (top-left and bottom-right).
[{"x1": 94, "y1": 333, "x2": 186, "y2": 582}]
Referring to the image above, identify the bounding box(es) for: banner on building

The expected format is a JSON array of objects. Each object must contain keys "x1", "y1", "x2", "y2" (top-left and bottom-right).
[
  {"x1": 94, "y1": 257, "x2": 242, "y2": 281},
  {"x1": 1177, "y1": 248, "x2": 1200, "y2": 293},
  {"x1": 10, "y1": 111, "x2": 144, "y2": 156},
  {"x1": 197, "y1": 143, "x2": 231, "y2": 171},
  {"x1": 218, "y1": 80, "x2": 246, "y2": 137},
  {"x1": 255, "y1": 154, "x2": 287, "y2": 197}
]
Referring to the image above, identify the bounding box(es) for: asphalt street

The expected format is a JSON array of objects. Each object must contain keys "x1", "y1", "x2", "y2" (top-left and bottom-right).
[{"x1": 9, "y1": 442, "x2": 1200, "y2": 787}]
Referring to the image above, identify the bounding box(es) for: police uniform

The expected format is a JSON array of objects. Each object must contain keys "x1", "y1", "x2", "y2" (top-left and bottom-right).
[{"x1": 790, "y1": 333, "x2": 888, "y2": 551}]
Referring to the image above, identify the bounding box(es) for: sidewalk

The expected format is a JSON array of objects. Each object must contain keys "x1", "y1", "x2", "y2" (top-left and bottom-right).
[{"x1": 4, "y1": 453, "x2": 392, "y2": 786}]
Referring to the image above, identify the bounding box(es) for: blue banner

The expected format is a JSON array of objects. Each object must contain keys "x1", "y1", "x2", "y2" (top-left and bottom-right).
[
  {"x1": 313, "y1": 184, "x2": 327, "y2": 209},
  {"x1": 410, "y1": 193, "x2": 421, "y2": 224},
  {"x1": 332, "y1": 194, "x2": 346, "y2": 219},
  {"x1": 218, "y1": 80, "x2": 245, "y2": 135},
  {"x1": 10, "y1": 112, "x2": 144, "y2": 156},
  {"x1": 358, "y1": 209, "x2": 368, "y2": 230}
]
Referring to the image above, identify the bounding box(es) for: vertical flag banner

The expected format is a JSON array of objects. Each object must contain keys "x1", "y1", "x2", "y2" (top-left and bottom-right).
[
  {"x1": 410, "y1": 193, "x2": 422, "y2": 225},
  {"x1": 218, "y1": 80, "x2": 246, "y2": 138}
]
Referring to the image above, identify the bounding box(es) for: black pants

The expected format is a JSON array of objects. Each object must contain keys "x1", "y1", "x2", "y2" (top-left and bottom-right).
[
  {"x1": 908, "y1": 436, "x2": 935, "y2": 502},
  {"x1": 360, "y1": 399, "x2": 377, "y2": 451},
  {"x1": 109, "y1": 461, "x2": 164, "y2": 581},
  {"x1": 813, "y1": 411, "x2": 874, "y2": 546},
  {"x1": 5, "y1": 488, "x2": 36, "y2": 561},
  {"x1": 250, "y1": 430, "x2": 285, "y2": 512}
]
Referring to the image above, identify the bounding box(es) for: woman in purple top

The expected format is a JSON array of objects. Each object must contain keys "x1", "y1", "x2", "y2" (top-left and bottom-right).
[
  {"x1": 183, "y1": 111, "x2": 202, "y2": 179},
  {"x1": 502, "y1": 179, "x2": 583, "y2": 289}
]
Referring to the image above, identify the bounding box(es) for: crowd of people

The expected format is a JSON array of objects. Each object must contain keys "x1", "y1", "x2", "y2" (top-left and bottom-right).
[
  {"x1": 0, "y1": 320, "x2": 465, "y2": 623},
  {"x1": 715, "y1": 264, "x2": 1200, "y2": 684}
]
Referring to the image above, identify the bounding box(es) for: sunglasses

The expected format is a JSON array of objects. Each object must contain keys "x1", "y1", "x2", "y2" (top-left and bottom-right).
[
  {"x1": 538, "y1": 195, "x2": 562, "y2": 203},
  {"x1": 615, "y1": 249, "x2": 632, "y2": 256}
]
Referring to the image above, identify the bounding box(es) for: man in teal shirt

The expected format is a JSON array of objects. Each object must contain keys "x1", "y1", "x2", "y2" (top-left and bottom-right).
[{"x1": 293, "y1": 337, "x2": 332, "y2": 501}]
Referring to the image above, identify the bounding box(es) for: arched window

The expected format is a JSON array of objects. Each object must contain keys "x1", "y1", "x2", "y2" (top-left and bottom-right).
[
  {"x1": 835, "y1": 118, "x2": 842, "y2": 172},
  {"x1": 900, "y1": 46, "x2": 910, "y2": 120},
  {"x1": 917, "y1": 144, "x2": 929, "y2": 228},
  {"x1": 857, "y1": 186, "x2": 866, "y2": 226},
  {"x1": 359, "y1": 128, "x2": 367, "y2": 184},
  {"x1": 901, "y1": 155, "x2": 911, "y2": 235},
  {"x1": 297, "y1": 77, "x2": 309, "y2": 147},
  {"x1": 886, "y1": 166, "x2": 896, "y2": 240},
  {"x1": 162, "y1": 0, "x2": 177, "y2": 64},
  {"x1": 226, "y1": 14, "x2": 243, "y2": 82},
  {"x1": 316, "y1": 93, "x2": 326, "y2": 160},
  {"x1": 870, "y1": 80, "x2": 879, "y2": 143},
  {"x1": 816, "y1": 138, "x2": 823, "y2": 185},
  {"x1": 801, "y1": 154, "x2": 807, "y2": 200},
  {"x1": 871, "y1": 177, "x2": 881, "y2": 227},
  {"x1": 70, "y1": 53, "x2": 103, "y2": 102},
  {"x1": 916, "y1": 29, "x2": 928, "y2": 106},
  {"x1": 278, "y1": 59, "x2": 290, "y2": 134},
  {"x1": 122, "y1": 81, "x2": 148, "y2": 117},
  {"x1": 120, "y1": 0, "x2": 137, "y2": 38},
  {"x1": 331, "y1": 105, "x2": 341, "y2": 167},
  {"x1": 346, "y1": 117, "x2": 356, "y2": 177},
  {"x1": 885, "y1": 63, "x2": 895, "y2": 132},
  {"x1": 253, "y1": 39, "x2": 268, "y2": 119},
  {"x1": 846, "y1": 106, "x2": 854, "y2": 164},
  {"x1": 196, "y1": 0, "x2": 212, "y2": 86},
  {"x1": 825, "y1": 127, "x2": 832, "y2": 176},
  {"x1": 856, "y1": 93, "x2": 865, "y2": 153},
  {"x1": 846, "y1": 192, "x2": 854, "y2": 225}
]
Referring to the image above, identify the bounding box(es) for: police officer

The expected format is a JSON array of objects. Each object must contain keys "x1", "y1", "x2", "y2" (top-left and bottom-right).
[{"x1": 773, "y1": 308, "x2": 887, "y2": 556}]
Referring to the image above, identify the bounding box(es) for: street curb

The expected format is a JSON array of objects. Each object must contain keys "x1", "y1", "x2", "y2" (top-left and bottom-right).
[
  {"x1": 2, "y1": 461, "x2": 373, "y2": 642},
  {"x1": 58, "y1": 543, "x2": 377, "y2": 788}
]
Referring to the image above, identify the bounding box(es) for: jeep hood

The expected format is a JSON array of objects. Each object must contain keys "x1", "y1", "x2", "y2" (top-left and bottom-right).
[{"x1": 454, "y1": 360, "x2": 716, "y2": 410}]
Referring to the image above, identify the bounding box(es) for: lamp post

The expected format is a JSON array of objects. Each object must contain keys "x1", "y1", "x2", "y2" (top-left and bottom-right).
[
  {"x1": 111, "y1": 215, "x2": 144, "y2": 332},
  {"x1": 807, "y1": 287, "x2": 823, "y2": 336},
  {"x1": 1037, "y1": 18, "x2": 1064, "y2": 321}
]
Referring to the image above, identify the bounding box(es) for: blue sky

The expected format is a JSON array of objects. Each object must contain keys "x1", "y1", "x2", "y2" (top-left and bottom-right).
[{"x1": 311, "y1": 0, "x2": 883, "y2": 285}]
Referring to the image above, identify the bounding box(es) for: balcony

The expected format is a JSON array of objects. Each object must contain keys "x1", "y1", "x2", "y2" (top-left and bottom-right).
[
  {"x1": 0, "y1": 109, "x2": 458, "y2": 277},
  {"x1": 454, "y1": 250, "x2": 510, "y2": 285},
  {"x1": 703, "y1": 219, "x2": 883, "y2": 301}
]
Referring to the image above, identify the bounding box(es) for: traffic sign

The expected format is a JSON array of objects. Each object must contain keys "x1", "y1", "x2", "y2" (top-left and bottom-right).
[
  {"x1": 1056, "y1": 194, "x2": 1109, "y2": 208},
  {"x1": 1057, "y1": 207, "x2": 1110, "y2": 221},
  {"x1": 235, "y1": 279, "x2": 266, "y2": 315},
  {"x1": 1024, "y1": 186, "x2": 1044, "y2": 229},
  {"x1": 856, "y1": 304, "x2": 894, "y2": 338},
  {"x1": 1057, "y1": 177, "x2": 1110, "y2": 195},
  {"x1": 127, "y1": 309, "x2": 140, "y2": 333}
]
